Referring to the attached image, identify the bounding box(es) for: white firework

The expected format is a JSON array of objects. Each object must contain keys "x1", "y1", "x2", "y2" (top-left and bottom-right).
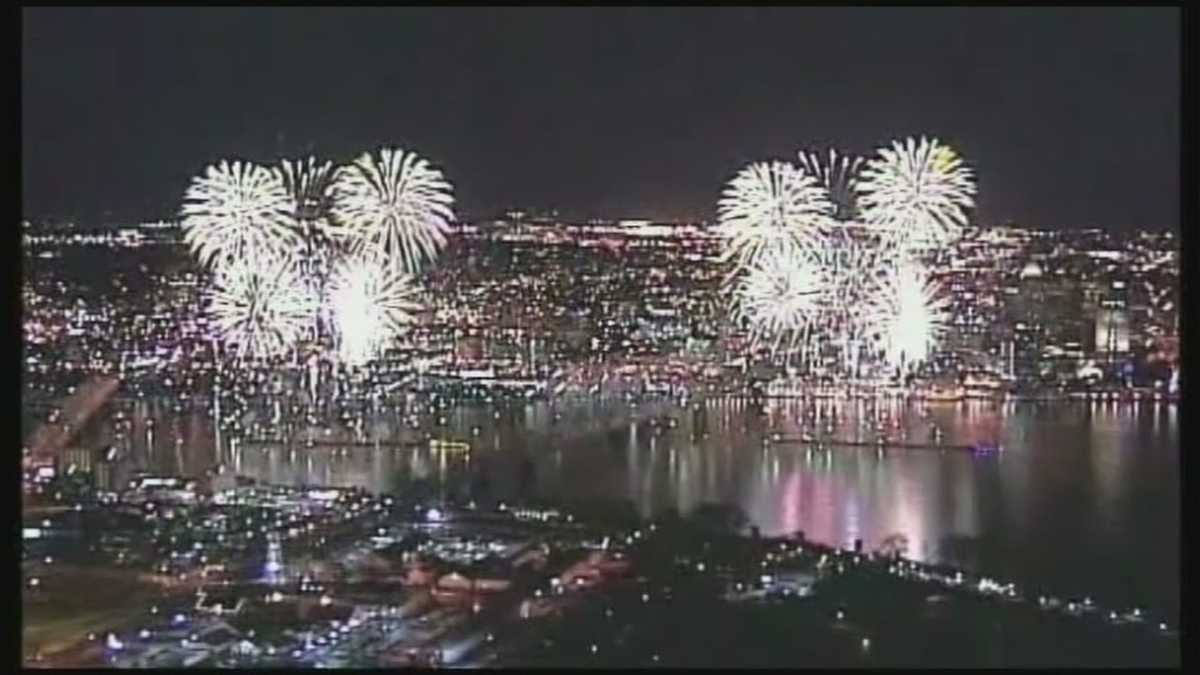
[
  {"x1": 856, "y1": 136, "x2": 976, "y2": 251},
  {"x1": 878, "y1": 261, "x2": 950, "y2": 372},
  {"x1": 716, "y1": 136, "x2": 977, "y2": 381},
  {"x1": 277, "y1": 156, "x2": 342, "y2": 336},
  {"x1": 277, "y1": 157, "x2": 344, "y2": 241},
  {"x1": 797, "y1": 149, "x2": 864, "y2": 222},
  {"x1": 733, "y1": 245, "x2": 826, "y2": 359},
  {"x1": 717, "y1": 160, "x2": 834, "y2": 272},
  {"x1": 181, "y1": 160, "x2": 302, "y2": 269},
  {"x1": 328, "y1": 254, "x2": 423, "y2": 367},
  {"x1": 206, "y1": 253, "x2": 317, "y2": 361},
  {"x1": 329, "y1": 147, "x2": 455, "y2": 274},
  {"x1": 816, "y1": 224, "x2": 897, "y2": 374}
]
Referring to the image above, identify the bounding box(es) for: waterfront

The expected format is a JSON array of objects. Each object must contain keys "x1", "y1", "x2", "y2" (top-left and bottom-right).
[{"x1": 70, "y1": 392, "x2": 1179, "y2": 622}]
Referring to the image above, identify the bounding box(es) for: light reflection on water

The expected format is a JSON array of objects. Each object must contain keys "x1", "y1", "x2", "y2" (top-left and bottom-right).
[{"x1": 86, "y1": 393, "x2": 1177, "y2": 618}]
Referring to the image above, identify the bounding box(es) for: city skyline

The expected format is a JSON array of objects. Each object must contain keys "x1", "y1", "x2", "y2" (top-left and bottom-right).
[
  {"x1": 22, "y1": 7, "x2": 1181, "y2": 230},
  {"x1": 19, "y1": 8, "x2": 1182, "y2": 668}
]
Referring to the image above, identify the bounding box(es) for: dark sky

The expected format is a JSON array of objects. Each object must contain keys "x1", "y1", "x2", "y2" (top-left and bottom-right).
[{"x1": 22, "y1": 7, "x2": 1180, "y2": 229}]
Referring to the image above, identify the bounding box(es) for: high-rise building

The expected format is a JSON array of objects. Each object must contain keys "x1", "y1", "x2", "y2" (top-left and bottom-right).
[
  {"x1": 63, "y1": 447, "x2": 93, "y2": 474},
  {"x1": 1093, "y1": 279, "x2": 1131, "y2": 358},
  {"x1": 264, "y1": 533, "x2": 284, "y2": 585},
  {"x1": 1094, "y1": 308, "x2": 1131, "y2": 356},
  {"x1": 93, "y1": 461, "x2": 111, "y2": 492}
]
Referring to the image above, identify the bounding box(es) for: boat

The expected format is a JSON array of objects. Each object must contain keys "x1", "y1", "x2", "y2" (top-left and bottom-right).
[
  {"x1": 969, "y1": 441, "x2": 1002, "y2": 455},
  {"x1": 429, "y1": 439, "x2": 470, "y2": 455}
]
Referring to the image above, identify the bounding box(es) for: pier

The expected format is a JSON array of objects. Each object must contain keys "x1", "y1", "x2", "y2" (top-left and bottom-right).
[
  {"x1": 239, "y1": 438, "x2": 442, "y2": 450},
  {"x1": 770, "y1": 436, "x2": 982, "y2": 453}
]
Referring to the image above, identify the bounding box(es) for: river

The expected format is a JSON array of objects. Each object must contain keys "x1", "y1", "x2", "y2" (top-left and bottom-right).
[{"x1": 83, "y1": 392, "x2": 1178, "y2": 621}]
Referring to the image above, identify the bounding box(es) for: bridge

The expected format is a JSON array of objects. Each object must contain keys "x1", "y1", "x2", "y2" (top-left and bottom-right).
[{"x1": 23, "y1": 376, "x2": 120, "y2": 470}]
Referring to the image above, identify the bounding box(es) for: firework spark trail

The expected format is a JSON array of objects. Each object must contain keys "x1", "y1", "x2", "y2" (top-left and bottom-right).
[
  {"x1": 717, "y1": 160, "x2": 834, "y2": 273},
  {"x1": 278, "y1": 157, "x2": 338, "y2": 219},
  {"x1": 856, "y1": 136, "x2": 976, "y2": 252},
  {"x1": 206, "y1": 252, "x2": 317, "y2": 361},
  {"x1": 812, "y1": 223, "x2": 897, "y2": 368},
  {"x1": 278, "y1": 157, "x2": 346, "y2": 245},
  {"x1": 181, "y1": 160, "x2": 302, "y2": 269},
  {"x1": 328, "y1": 254, "x2": 423, "y2": 367},
  {"x1": 329, "y1": 147, "x2": 455, "y2": 274},
  {"x1": 798, "y1": 149, "x2": 864, "y2": 222},
  {"x1": 277, "y1": 156, "x2": 345, "y2": 340}
]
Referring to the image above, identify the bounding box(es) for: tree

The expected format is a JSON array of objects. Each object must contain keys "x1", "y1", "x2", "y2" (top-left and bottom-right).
[
  {"x1": 689, "y1": 503, "x2": 749, "y2": 535},
  {"x1": 877, "y1": 533, "x2": 909, "y2": 559},
  {"x1": 518, "y1": 458, "x2": 536, "y2": 502}
]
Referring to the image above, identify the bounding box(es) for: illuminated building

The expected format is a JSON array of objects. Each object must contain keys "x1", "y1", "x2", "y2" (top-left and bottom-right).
[
  {"x1": 1094, "y1": 309, "x2": 1130, "y2": 355},
  {"x1": 264, "y1": 532, "x2": 284, "y2": 584},
  {"x1": 1094, "y1": 280, "x2": 1131, "y2": 358}
]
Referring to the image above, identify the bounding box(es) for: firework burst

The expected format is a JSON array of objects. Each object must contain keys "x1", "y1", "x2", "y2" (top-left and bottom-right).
[
  {"x1": 797, "y1": 149, "x2": 864, "y2": 221},
  {"x1": 816, "y1": 224, "x2": 897, "y2": 374},
  {"x1": 181, "y1": 160, "x2": 302, "y2": 269},
  {"x1": 276, "y1": 156, "x2": 343, "y2": 333},
  {"x1": 206, "y1": 253, "x2": 317, "y2": 361},
  {"x1": 856, "y1": 136, "x2": 976, "y2": 251},
  {"x1": 277, "y1": 157, "x2": 343, "y2": 240},
  {"x1": 278, "y1": 157, "x2": 338, "y2": 219},
  {"x1": 878, "y1": 261, "x2": 950, "y2": 372},
  {"x1": 329, "y1": 147, "x2": 455, "y2": 274},
  {"x1": 716, "y1": 136, "x2": 975, "y2": 381},
  {"x1": 733, "y1": 245, "x2": 827, "y2": 359},
  {"x1": 717, "y1": 160, "x2": 834, "y2": 272},
  {"x1": 328, "y1": 254, "x2": 423, "y2": 367}
]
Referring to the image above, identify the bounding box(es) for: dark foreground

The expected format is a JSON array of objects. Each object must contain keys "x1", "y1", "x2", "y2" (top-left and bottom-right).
[{"x1": 23, "y1": 486, "x2": 1178, "y2": 668}]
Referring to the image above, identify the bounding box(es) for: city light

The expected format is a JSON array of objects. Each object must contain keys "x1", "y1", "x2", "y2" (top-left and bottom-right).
[{"x1": 18, "y1": 11, "x2": 1180, "y2": 669}]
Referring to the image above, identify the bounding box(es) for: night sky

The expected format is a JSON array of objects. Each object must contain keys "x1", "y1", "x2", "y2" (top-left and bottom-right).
[{"x1": 22, "y1": 7, "x2": 1180, "y2": 230}]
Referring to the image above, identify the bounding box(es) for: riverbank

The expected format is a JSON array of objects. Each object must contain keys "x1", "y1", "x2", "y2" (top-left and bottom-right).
[{"x1": 523, "y1": 505, "x2": 1179, "y2": 667}]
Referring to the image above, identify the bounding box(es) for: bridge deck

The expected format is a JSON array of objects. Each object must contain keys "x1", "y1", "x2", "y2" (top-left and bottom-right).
[{"x1": 24, "y1": 376, "x2": 120, "y2": 467}]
